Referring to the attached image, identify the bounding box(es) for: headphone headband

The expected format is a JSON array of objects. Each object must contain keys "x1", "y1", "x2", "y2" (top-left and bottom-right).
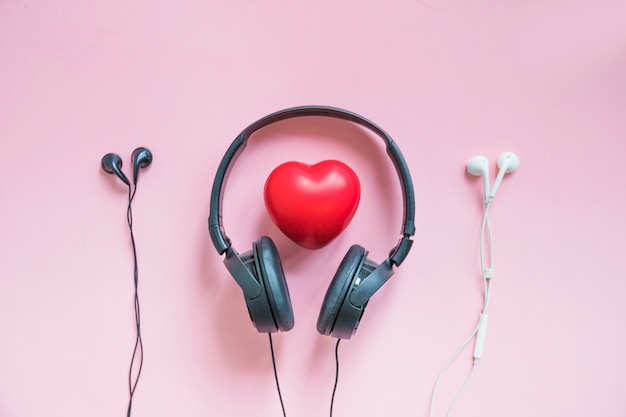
[{"x1": 208, "y1": 105, "x2": 415, "y2": 265}]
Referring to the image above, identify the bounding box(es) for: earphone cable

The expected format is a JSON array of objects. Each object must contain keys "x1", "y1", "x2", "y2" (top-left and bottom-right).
[
  {"x1": 126, "y1": 184, "x2": 144, "y2": 417},
  {"x1": 437, "y1": 202, "x2": 493, "y2": 417},
  {"x1": 479, "y1": 202, "x2": 494, "y2": 312},
  {"x1": 268, "y1": 333, "x2": 287, "y2": 417},
  {"x1": 429, "y1": 201, "x2": 494, "y2": 417},
  {"x1": 442, "y1": 202, "x2": 493, "y2": 416},
  {"x1": 445, "y1": 362, "x2": 479, "y2": 417},
  {"x1": 330, "y1": 339, "x2": 341, "y2": 417},
  {"x1": 429, "y1": 323, "x2": 480, "y2": 417}
]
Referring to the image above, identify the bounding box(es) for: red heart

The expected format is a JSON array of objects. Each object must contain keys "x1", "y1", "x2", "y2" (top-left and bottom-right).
[{"x1": 264, "y1": 160, "x2": 361, "y2": 250}]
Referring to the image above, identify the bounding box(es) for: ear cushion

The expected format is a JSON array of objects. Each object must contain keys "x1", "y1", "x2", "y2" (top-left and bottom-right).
[
  {"x1": 316, "y1": 245, "x2": 366, "y2": 335},
  {"x1": 254, "y1": 236, "x2": 294, "y2": 331}
]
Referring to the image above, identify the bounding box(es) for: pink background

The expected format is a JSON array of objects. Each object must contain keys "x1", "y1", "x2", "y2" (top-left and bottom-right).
[{"x1": 1, "y1": 0, "x2": 625, "y2": 416}]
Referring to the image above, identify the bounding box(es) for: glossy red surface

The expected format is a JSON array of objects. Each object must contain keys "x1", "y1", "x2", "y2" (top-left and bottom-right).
[{"x1": 264, "y1": 160, "x2": 360, "y2": 249}]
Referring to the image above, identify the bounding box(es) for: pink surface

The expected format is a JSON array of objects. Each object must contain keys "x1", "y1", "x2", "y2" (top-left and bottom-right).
[{"x1": 1, "y1": 1, "x2": 625, "y2": 416}]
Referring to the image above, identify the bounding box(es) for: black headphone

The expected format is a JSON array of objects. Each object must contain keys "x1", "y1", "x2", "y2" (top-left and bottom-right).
[{"x1": 208, "y1": 106, "x2": 415, "y2": 339}]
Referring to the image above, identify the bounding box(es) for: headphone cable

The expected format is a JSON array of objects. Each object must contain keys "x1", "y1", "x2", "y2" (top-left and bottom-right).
[
  {"x1": 269, "y1": 333, "x2": 287, "y2": 417},
  {"x1": 330, "y1": 339, "x2": 341, "y2": 417},
  {"x1": 126, "y1": 184, "x2": 144, "y2": 417},
  {"x1": 268, "y1": 335, "x2": 344, "y2": 417}
]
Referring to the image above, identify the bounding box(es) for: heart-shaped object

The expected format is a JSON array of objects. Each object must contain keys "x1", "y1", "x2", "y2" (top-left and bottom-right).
[{"x1": 264, "y1": 160, "x2": 360, "y2": 250}]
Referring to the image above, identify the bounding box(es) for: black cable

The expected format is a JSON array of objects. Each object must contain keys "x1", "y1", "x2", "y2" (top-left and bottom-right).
[
  {"x1": 268, "y1": 333, "x2": 287, "y2": 417},
  {"x1": 330, "y1": 339, "x2": 341, "y2": 417},
  {"x1": 267, "y1": 335, "x2": 342, "y2": 417},
  {"x1": 126, "y1": 185, "x2": 144, "y2": 417}
]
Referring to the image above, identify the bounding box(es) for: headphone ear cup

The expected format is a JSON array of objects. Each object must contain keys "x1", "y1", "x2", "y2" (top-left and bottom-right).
[
  {"x1": 253, "y1": 236, "x2": 294, "y2": 332},
  {"x1": 317, "y1": 245, "x2": 372, "y2": 338}
]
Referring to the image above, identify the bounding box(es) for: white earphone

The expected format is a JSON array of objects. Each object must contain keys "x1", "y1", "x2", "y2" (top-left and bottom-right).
[
  {"x1": 430, "y1": 152, "x2": 519, "y2": 417},
  {"x1": 467, "y1": 155, "x2": 490, "y2": 203},
  {"x1": 467, "y1": 152, "x2": 520, "y2": 203}
]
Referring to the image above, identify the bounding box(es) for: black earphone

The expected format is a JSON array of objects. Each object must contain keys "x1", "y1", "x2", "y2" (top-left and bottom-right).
[
  {"x1": 208, "y1": 106, "x2": 415, "y2": 340},
  {"x1": 102, "y1": 147, "x2": 153, "y2": 186},
  {"x1": 101, "y1": 146, "x2": 152, "y2": 417}
]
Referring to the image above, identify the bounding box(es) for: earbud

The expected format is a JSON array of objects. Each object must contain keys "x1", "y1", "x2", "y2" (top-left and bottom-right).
[
  {"x1": 489, "y1": 152, "x2": 520, "y2": 201},
  {"x1": 131, "y1": 147, "x2": 153, "y2": 185},
  {"x1": 467, "y1": 155, "x2": 490, "y2": 203},
  {"x1": 101, "y1": 153, "x2": 130, "y2": 186}
]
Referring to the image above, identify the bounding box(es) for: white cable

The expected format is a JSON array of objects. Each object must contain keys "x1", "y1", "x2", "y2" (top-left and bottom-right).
[
  {"x1": 429, "y1": 323, "x2": 480, "y2": 417},
  {"x1": 446, "y1": 362, "x2": 479, "y2": 417},
  {"x1": 429, "y1": 200, "x2": 494, "y2": 417},
  {"x1": 480, "y1": 202, "x2": 494, "y2": 313}
]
